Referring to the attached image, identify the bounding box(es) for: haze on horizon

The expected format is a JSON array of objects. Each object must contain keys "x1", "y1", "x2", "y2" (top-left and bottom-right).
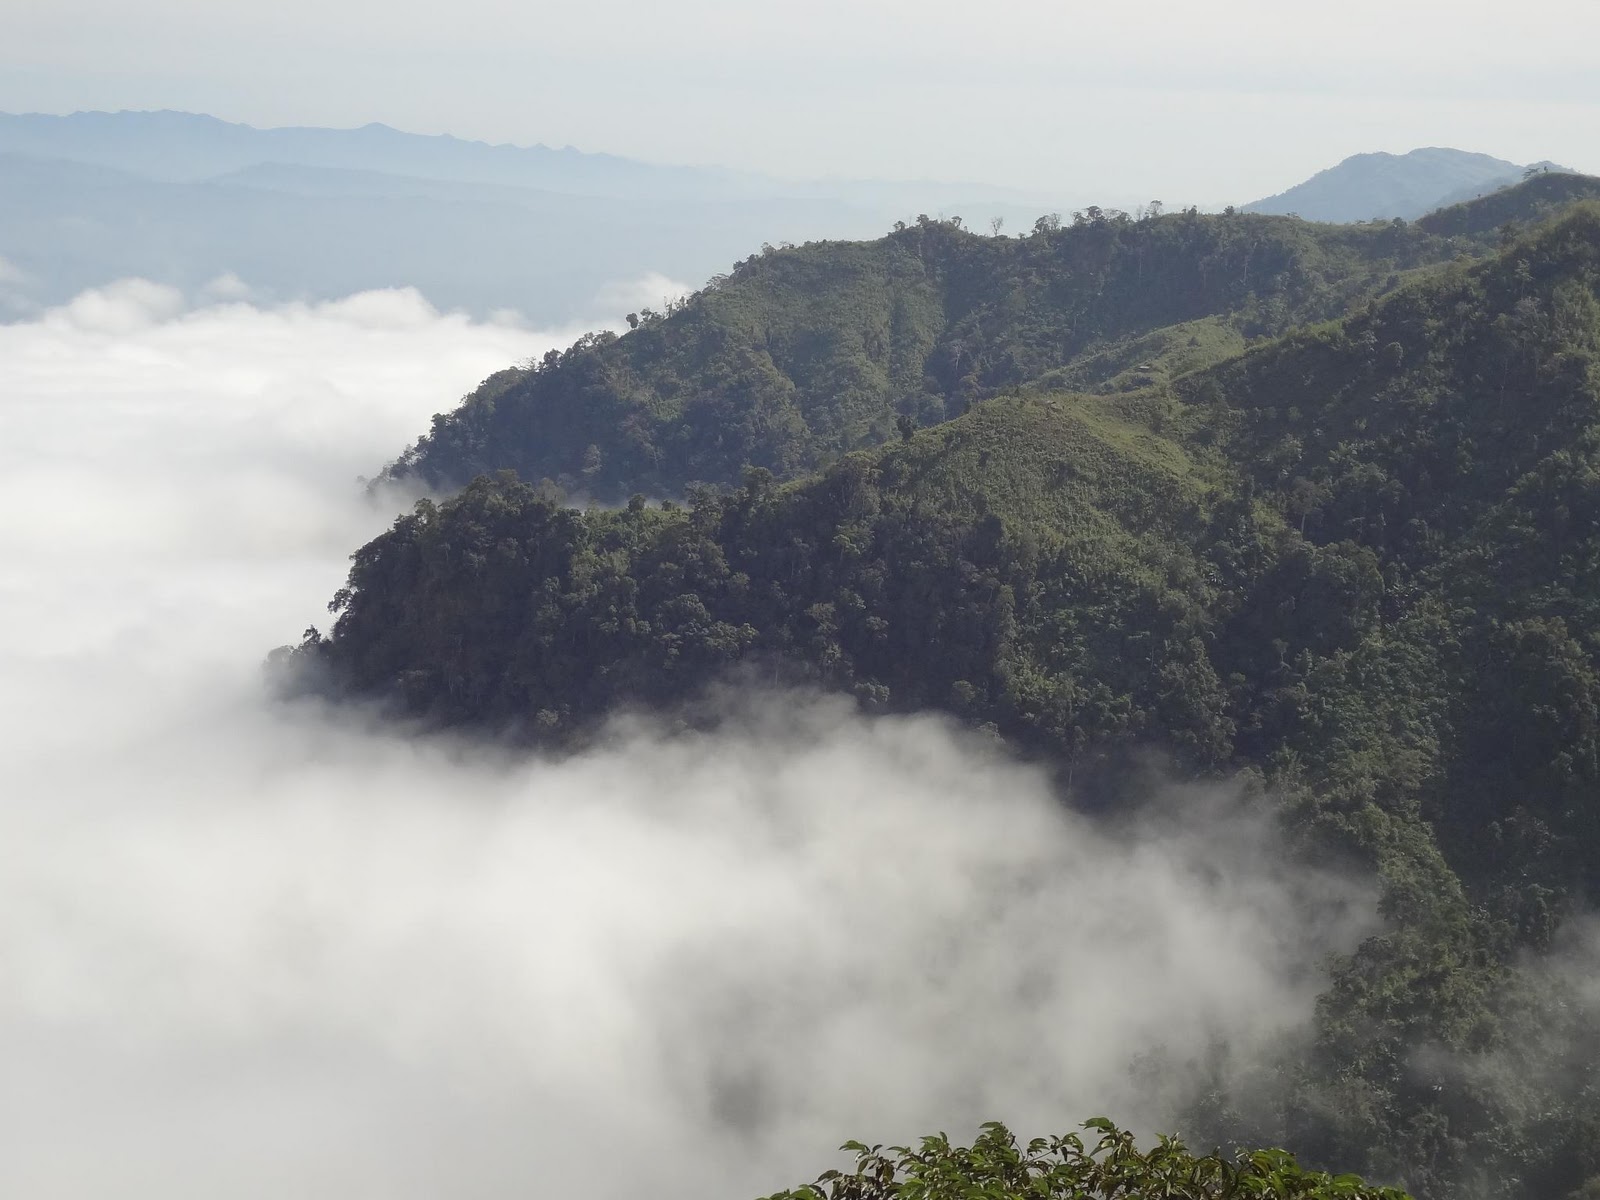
[{"x1": 4, "y1": 0, "x2": 1598, "y2": 204}]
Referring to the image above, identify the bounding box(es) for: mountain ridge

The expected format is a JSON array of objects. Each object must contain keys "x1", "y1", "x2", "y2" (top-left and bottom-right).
[
  {"x1": 379, "y1": 205, "x2": 1472, "y2": 499},
  {"x1": 0, "y1": 110, "x2": 1060, "y2": 322},
  {"x1": 0, "y1": 108, "x2": 753, "y2": 198},
  {"x1": 0, "y1": 108, "x2": 1040, "y2": 207}
]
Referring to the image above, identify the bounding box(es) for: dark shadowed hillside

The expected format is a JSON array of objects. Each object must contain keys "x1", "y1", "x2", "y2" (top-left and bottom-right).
[{"x1": 1416, "y1": 170, "x2": 1600, "y2": 239}]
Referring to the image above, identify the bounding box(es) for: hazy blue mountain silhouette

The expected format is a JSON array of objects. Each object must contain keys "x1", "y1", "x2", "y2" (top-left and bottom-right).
[
  {"x1": 1243, "y1": 147, "x2": 1570, "y2": 222},
  {"x1": 0, "y1": 111, "x2": 1052, "y2": 321},
  {"x1": 0, "y1": 109, "x2": 761, "y2": 199},
  {"x1": 0, "y1": 151, "x2": 906, "y2": 321}
]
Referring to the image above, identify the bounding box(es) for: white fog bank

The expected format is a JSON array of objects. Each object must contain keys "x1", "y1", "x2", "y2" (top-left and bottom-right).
[{"x1": 0, "y1": 281, "x2": 1371, "y2": 1199}]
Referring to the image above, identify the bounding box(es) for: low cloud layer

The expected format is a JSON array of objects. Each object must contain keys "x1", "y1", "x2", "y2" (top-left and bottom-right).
[{"x1": 1, "y1": 282, "x2": 1372, "y2": 1199}]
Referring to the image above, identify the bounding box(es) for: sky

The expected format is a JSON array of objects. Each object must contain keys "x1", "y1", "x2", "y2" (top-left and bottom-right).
[
  {"x1": 3, "y1": 0, "x2": 1598, "y2": 203},
  {"x1": 0, "y1": 279, "x2": 1381, "y2": 1197}
]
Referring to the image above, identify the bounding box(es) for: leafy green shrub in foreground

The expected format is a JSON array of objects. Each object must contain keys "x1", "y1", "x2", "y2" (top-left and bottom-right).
[{"x1": 763, "y1": 1121, "x2": 1408, "y2": 1200}]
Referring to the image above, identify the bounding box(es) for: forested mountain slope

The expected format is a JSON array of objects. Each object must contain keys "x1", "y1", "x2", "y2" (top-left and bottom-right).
[
  {"x1": 1415, "y1": 170, "x2": 1600, "y2": 239},
  {"x1": 291, "y1": 203, "x2": 1600, "y2": 1200},
  {"x1": 381, "y1": 208, "x2": 1467, "y2": 499},
  {"x1": 314, "y1": 206, "x2": 1600, "y2": 875}
]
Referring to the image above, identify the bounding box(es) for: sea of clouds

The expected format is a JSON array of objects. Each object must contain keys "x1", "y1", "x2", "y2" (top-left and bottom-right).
[{"x1": 0, "y1": 279, "x2": 1375, "y2": 1199}]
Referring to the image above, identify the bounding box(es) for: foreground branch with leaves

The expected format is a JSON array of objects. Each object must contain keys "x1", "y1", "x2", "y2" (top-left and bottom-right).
[{"x1": 763, "y1": 1121, "x2": 1409, "y2": 1200}]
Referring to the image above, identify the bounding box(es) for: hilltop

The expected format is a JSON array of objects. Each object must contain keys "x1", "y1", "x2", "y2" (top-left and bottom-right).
[
  {"x1": 1242, "y1": 147, "x2": 1567, "y2": 222},
  {"x1": 381, "y1": 206, "x2": 1464, "y2": 498}
]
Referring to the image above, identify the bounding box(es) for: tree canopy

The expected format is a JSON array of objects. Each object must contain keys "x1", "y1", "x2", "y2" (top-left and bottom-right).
[
  {"x1": 762, "y1": 1122, "x2": 1408, "y2": 1200},
  {"x1": 381, "y1": 206, "x2": 1492, "y2": 501}
]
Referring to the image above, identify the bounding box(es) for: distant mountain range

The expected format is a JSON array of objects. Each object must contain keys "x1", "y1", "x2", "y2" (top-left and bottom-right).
[
  {"x1": 0, "y1": 109, "x2": 759, "y2": 199},
  {"x1": 0, "y1": 149, "x2": 897, "y2": 324},
  {"x1": 0, "y1": 112, "x2": 1580, "y2": 322},
  {"x1": 0, "y1": 110, "x2": 1054, "y2": 323},
  {"x1": 0, "y1": 109, "x2": 1050, "y2": 208},
  {"x1": 1243, "y1": 147, "x2": 1574, "y2": 222}
]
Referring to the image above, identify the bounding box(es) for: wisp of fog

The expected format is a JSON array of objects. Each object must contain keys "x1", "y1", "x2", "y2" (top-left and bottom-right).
[{"x1": 1, "y1": 279, "x2": 1372, "y2": 1199}]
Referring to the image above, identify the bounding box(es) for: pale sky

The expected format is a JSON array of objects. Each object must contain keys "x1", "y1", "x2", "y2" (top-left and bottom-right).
[{"x1": 3, "y1": 0, "x2": 1598, "y2": 203}]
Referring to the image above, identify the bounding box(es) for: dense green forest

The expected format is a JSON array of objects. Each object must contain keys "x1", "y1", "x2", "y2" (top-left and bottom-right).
[
  {"x1": 1414, "y1": 170, "x2": 1600, "y2": 239},
  {"x1": 286, "y1": 180, "x2": 1600, "y2": 1200},
  {"x1": 382, "y1": 204, "x2": 1498, "y2": 500}
]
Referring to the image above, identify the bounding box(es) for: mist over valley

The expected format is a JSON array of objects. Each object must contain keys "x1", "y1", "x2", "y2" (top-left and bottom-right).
[{"x1": 0, "y1": 285, "x2": 1384, "y2": 1198}]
